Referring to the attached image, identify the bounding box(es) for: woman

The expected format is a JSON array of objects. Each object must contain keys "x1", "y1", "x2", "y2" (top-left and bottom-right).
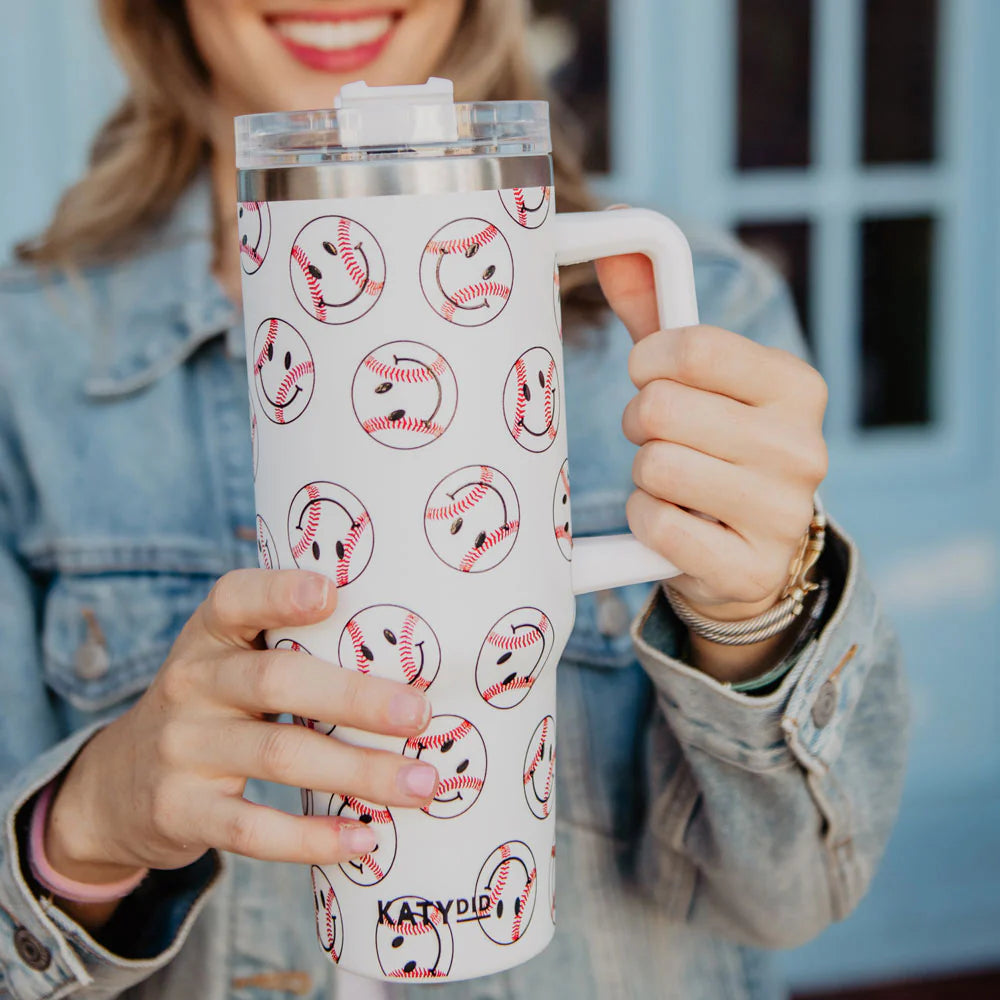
[{"x1": 0, "y1": 2, "x2": 907, "y2": 998}]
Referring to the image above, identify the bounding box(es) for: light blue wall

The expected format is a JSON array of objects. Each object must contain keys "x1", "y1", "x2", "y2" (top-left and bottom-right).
[{"x1": 1, "y1": 0, "x2": 998, "y2": 991}]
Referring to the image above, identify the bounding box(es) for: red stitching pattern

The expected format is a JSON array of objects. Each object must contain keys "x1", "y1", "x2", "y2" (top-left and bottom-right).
[
  {"x1": 425, "y1": 467, "x2": 494, "y2": 521},
  {"x1": 341, "y1": 796, "x2": 392, "y2": 825},
  {"x1": 337, "y1": 512, "x2": 370, "y2": 588},
  {"x1": 362, "y1": 415, "x2": 444, "y2": 438},
  {"x1": 544, "y1": 360, "x2": 557, "y2": 439},
  {"x1": 459, "y1": 520, "x2": 519, "y2": 573},
  {"x1": 441, "y1": 280, "x2": 511, "y2": 320},
  {"x1": 482, "y1": 675, "x2": 535, "y2": 703},
  {"x1": 256, "y1": 519, "x2": 273, "y2": 570},
  {"x1": 358, "y1": 853, "x2": 384, "y2": 881},
  {"x1": 242, "y1": 202, "x2": 261, "y2": 215},
  {"x1": 523, "y1": 718, "x2": 549, "y2": 786},
  {"x1": 336, "y1": 217, "x2": 383, "y2": 296},
  {"x1": 513, "y1": 188, "x2": 527, "y2": 226},
  {"x1": 240, "y1": 242, "x2": 263, "y2": 267},
  {"x1": 554, "y1": 524, "x2": 572, "y2": 542},
  {"x1": 512, "y1": 357, "x2": 527, "y2": 439},
  {"x1": 406, "y1": 719, "x2": 472, "y2": 751},
  {"x1": 398, "y1": 613, "x2": 421, "y2": 685},
  {"x1": 254, "y1": 319, "x2": 279, "y2": 375},
  {"x1": 273, "y1": 359, "x2": 314, "y2": 423},
  {"x1": 386, "y1": 969, "x2": 447, "y2": 979},
  {"x1": 363, "y1": 354, "x2": 447, "y2": 383},
  {"x1": 291, "y1": 244, "x2": 328, "y2": 322},
  {"x1": 345, "y1": 619, "x2": 370, "y2": 673},
  {"x1": 431, "y1": 773, "x2": 484, "y2": 799},
  {"x1": 486, "y1": 614, "x2": 550, "y2": 651},
  {"x1": 511, "y1": 867, "x2": 536, "y2": 942},
  {"x1": 487, "y1": 844, "x2": 511, "y2": 912},
  {"x1": 291, "y1": 484, "x2": 322, "y2": 560},
  {"x1": 425, "y1": 223, "x2": 499, "y2": 256}
]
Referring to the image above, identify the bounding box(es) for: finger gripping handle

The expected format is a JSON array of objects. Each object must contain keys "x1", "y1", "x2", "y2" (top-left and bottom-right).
[{"x1": 554, "y1": 209, "x2": 701, "y2": 596}]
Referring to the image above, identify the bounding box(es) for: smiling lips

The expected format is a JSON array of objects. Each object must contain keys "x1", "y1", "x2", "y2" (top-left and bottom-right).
[{"x1": 268, "y1": 9, "x2": 399, "y2": 72}]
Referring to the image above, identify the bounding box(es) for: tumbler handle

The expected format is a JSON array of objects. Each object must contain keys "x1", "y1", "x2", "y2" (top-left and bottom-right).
[{"x1": 553, "y1": 209, "x2": 700, "y2": 596}]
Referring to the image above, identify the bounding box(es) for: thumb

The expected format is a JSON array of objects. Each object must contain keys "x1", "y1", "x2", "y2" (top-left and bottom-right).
[{"x1": 593, "y1": 206, "x2": 660, "y2": 343}]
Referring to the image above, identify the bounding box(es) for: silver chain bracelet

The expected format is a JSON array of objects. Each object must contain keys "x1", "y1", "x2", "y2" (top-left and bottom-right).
[{"x1": 663, "y1": 507, "x2": 827, "y2": 647}]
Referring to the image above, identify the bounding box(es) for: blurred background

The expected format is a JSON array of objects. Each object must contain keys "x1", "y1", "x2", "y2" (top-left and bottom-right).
[{"x1": 1, "y1": 1, "x2": 997, "y2": 996}]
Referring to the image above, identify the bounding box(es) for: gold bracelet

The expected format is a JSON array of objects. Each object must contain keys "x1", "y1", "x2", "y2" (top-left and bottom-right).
[{"x1": 663, "y1": 506, "x2": 827, "y2": 647}]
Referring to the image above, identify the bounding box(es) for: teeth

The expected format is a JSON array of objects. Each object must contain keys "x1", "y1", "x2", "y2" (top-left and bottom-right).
[{"x1": 273, "y1": 15, "x2": 393, "y2": 50}]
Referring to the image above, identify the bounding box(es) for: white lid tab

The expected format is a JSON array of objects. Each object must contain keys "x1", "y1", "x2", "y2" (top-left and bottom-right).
[{"x1": 334, "y1": 77, "x2": 459, "y2": 147}]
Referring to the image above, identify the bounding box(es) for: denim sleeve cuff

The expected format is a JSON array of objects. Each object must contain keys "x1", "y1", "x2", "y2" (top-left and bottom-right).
[
  {"x1": 0, "y1": 723, "x2": 225, "y2": 999},
  {"x1": 630, "y1": 518, "x2": 882, "y2": 775}
]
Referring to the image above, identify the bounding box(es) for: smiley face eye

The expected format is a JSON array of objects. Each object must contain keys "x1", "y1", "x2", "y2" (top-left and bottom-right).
[
  {"x1": 496, "y1": 651, "x2": 512, "y2": 665},
  {"x1": 403, "y1": 960, "x2": 416, "y2": 973},
  {"x1": 483, "y1": 264, "x2": 496, "y2": 280},
  {"x1": 375, "y1": 382, "x2": 393, "y2": 394},
  {"x1": 392, "y1": 935, "x2": 404, "y2": 949},
  {"x1": 266, "y1": 342, "x2": 274, "y2": 361},
  {"x1": 239, "y1": 207, "x2": 244, "y2": 218},
  {"x1": 359, "y1": 813, "x2": 372, "y2": 824},
  {"x1": 308, "y1": 264, "x2": 322, "y2": 279},
  {"x1": 450, "y1": 517, "x2": 463, "y2": 535},
  {"x1": 389, "y1": 409, "x2": 406, "y2": 422},
  {"x1": 242, "y1": 234, "x2": 248, "y2": 245},
  {"x1": 474, "y1": 531, "x2": 487, "y2": 549},
  {"x1": 562, "y1": 493, "x2": 568, "y2": 505},
  {"x1": 496, "y1": 899, "x2": 504, "y2": 919},
  {"x1": 311, "y1": 541, "x2": 320, "y2": 561},
  {"x1": 456, "y1": 758, "x2": 469, "y2": 774},
  {"x1": 523, "y1": 384, "x2": 531, "y2": 402},
  {"x1": 322, "y1": 240, "x2": 338, "y2": 256},
  {"x1": 538, "y1": 370, "x2": 545, "y2": 388},
  {"x1": 360, "y1": 644, "x2": 374, "y2": 661},
  {"x1": 440, "y1": 739, "x2": 454, "y2": 753},
  {"x1": 284, "y1": 351, "x2": 292, "y2": 370},
  {"x1": 514, "y1": 897, "x2": 522, "y2": 916},
  {"x1": 384, "y1": 629, "x2": 397, "y2": 645},
  {"x1": 465, "y1": 243, "x2": 479, "y2": 258},
  {"x1": 336, "y1": 540, "x2": 346, "y2": 560}
]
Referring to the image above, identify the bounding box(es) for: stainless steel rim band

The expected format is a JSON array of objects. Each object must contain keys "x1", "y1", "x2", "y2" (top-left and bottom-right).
[{"x1": 237, "y1": 154, "x2": 553, "y2": 202}]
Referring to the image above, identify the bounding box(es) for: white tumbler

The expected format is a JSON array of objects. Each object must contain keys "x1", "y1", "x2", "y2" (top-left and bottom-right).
[{"x1": 236, "y1": 78, "x2": 699, "y2": 983}]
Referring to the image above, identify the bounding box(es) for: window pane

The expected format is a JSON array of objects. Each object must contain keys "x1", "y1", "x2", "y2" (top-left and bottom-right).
[
  {"x1": 737, "y1": 0, "x2": 813, "y2": 170},
  {"x1": 860, "y1": 216, "x2": 935, "y2": 428},
  {"x1": 863, "y1": 0, "x2": 939, "y2": 164},
  {"x1": 737, "y1": 221, "x2": 813, "y2": 348},
  {"x1": 531, "y1": 0, "x2": 610, "y2": 173}
]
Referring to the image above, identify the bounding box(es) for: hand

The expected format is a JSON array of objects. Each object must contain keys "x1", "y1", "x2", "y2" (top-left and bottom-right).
[
  {"x1": 596, "y1": 254, "x2": 828, "y2": 678},
  {"x1": 46, "y1": 570, "x2": 437, "y2": 892}
]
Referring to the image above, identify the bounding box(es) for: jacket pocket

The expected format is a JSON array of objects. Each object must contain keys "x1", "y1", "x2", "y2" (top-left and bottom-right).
[{"x1": 42, "y1": 572, "x2": 215, "y2": 713}]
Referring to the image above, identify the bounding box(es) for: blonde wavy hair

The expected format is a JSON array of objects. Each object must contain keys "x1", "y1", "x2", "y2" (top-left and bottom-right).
[{"x1": 17, "y1": 0, "x2": 603, "y2": 322}]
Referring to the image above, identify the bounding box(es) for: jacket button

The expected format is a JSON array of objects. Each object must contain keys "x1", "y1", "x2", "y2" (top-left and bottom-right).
[
  {"x1": 14, "y1": 926, "x2": 51, "y2": 971},
  {"x1": 811, "y1": 680, "x2": 838, "y2": 728},
  {"x1": 75, "y1": 639, "x2": 110, "y2": 681},
  {"x1": 595, "y1": 590, "x2": 631, "y2": 638}
]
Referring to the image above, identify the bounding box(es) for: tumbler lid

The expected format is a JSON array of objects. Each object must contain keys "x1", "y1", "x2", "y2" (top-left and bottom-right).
[{"x1": 235, "y1": 78, "x2": 550, "y2": 169}]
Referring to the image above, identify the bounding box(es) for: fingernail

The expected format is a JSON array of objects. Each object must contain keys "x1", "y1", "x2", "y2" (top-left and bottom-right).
[
  {"x1": 388, "y1": 692, "x2": 430, "y2": 730},
  {"x1": 398, "y1": 763, "x2": 438, "y2": 799},
  {"x1": 294, "y1": 574, "x2": 329, "y2": 612},
  {"x1": 341, "y1": 824, "x2": 377, "y2": 855},
  {"x1": 605, "y1": 203, "x2": 631, "y2": 211}
]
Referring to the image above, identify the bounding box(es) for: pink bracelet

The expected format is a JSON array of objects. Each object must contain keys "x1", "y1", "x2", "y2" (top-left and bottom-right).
[{"x1": 28, "y1": 783, "x2": 148, "y2": 904}]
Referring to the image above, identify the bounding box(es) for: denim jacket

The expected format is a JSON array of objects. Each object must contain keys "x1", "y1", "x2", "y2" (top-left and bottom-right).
[{"x1": 0, "y1": 179, "x2": 908, "y2": 1000}]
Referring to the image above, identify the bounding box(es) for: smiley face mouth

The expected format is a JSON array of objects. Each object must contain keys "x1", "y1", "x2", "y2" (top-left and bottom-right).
[
  {"x1": 436, "y1": 254, "x2": 492, "y2": 313},
  {"x1": 518, "y1": 386, "x2": 559, "y2": 437},
  {"x1": 321, "y1": 242, "x2": 372, "y2": 309},
  {"x1": 434, "y1": 790, "x2": 463, "y2": 804},
  {"x1": 260, "y1": 382, "x2": 302, "y2": 410}
]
